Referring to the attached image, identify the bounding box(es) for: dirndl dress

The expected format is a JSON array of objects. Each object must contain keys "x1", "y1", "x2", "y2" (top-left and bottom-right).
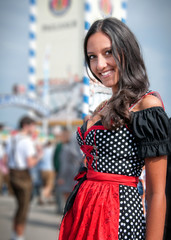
[{"x1": 58, "y1": 91, "x2": 171, "y2": 240}]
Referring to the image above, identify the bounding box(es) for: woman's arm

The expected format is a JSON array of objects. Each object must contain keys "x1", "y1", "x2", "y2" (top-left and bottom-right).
[{"x1": 145, "y1": 155, "x2": 167, "y2": 240}]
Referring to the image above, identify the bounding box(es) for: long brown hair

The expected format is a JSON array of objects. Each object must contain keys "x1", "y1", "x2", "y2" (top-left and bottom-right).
[{"x1": 84, "y1": 17, "x2": 149, "y2": 130}]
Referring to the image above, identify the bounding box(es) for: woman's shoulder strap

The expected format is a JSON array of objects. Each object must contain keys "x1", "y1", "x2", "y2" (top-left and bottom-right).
[
  {"x1": 93, "y1": 100, "x2": 108, "y2": 115},
  {"x1": 129, "y1": 90, "x2": 165, "y2": 111}
]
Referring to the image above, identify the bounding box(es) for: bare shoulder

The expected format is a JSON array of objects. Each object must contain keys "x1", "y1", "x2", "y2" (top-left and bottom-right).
[{"x1": 139, "y1": 94, "x2": 163, "y2": 110}]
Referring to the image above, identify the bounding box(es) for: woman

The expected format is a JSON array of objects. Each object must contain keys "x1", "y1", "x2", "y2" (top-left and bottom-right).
[{"x1": 59, "y1": 18, "x2": 171, "y2": 240}]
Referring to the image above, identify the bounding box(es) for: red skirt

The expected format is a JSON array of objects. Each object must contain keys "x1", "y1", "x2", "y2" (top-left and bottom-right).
[{"x1": 58, "y1": 170, "x2": 138, "y2": 240}]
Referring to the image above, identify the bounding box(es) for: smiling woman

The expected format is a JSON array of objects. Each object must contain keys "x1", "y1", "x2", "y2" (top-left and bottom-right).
[
  {"x1": 84, "y1": 18, "x2": 149, "y2": 131},
  {"x1": 58, "y1": 18, "x2": 171, "y2": 240},
  {"x1": 87, "y1": 32, "x2": 119, "y2": 93}
]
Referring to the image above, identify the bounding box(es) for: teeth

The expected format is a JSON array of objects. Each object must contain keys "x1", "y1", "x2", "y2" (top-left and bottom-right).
[{"x1": 101, "y1": 71, "x2": 111, "y2": 76}]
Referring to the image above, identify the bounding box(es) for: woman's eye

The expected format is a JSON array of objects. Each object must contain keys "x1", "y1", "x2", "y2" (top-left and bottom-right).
[
  {"x1": 88, "y1": 55, "x2": 96, "y2": 60},
  {"x1": 106, "y1": 49, "x2": 112, "y2": 55}
]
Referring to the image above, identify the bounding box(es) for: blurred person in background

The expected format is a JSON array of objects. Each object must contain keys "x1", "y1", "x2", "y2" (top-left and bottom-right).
[
  {"x1": 38, "y1": 140, "x2": 55, "y2": 204},
  {"x1": 30, "y1": 154, "x2": 42, "y2": 202},
  {"x1": 5, "y1": 116, "x2": 42, "y2": 240},
  {"x1": 53, "y1": 126, "x2": 63, "y2": 214},
  {"x1": 138, "y1": 167, "x2": 146, "y2": 215},
  {"x1": 55, "y1": 127, "x2": 82, "y2": 214},
  {"x1": 53, "y1": 126, "x2": 62, "y2": 176},
  {"x1": 0, "y1": 124, "x2": 9, "y2": 194},
  {"x1": 30, "y1": 137, "x2": 43, "y2": 202}
]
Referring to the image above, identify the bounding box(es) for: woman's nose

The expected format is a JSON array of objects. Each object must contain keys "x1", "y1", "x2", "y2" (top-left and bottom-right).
[{"x1": 96, "y1": 55, "x2": 107, "y2": 71}]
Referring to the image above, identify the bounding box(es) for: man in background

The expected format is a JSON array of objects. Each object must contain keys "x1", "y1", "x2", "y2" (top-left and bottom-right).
[{"x1": 6, "y1": 116, "x2": 42, "y2": 240}]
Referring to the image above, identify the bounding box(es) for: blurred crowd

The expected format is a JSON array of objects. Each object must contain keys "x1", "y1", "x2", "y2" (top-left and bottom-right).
[
  {"x1": 0, "y1": 116, "x2": 83, "y2": 240},
  {"x1": 0, "y1": 119, "x2": 83, "y2": 209}
]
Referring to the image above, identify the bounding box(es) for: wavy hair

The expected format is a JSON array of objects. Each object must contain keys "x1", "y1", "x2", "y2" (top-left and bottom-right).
[{"x1": 84, "y1": 17, "x2": 150, "y2": 130}]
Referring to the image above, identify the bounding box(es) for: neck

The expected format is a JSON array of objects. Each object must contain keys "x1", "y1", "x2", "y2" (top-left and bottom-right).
[{"x1": 20, "y1": 129, "x2": 28, "y2": 135}]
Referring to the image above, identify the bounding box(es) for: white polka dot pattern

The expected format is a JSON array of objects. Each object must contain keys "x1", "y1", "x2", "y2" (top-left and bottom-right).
[
  {"x1": 76, "y1": 125, "x2": 144, "y2": 177},
  {"x1": 119, "y1": 185, "x2": 146, "y2": 239}
]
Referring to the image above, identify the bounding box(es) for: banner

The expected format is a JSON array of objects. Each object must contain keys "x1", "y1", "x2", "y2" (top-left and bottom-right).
[
  {"x1": 29, "y1": 0, "x2": 127, "y2": 122},
  {"x1": 34, "y1": 0, "x2": 83, "y2": 122}
]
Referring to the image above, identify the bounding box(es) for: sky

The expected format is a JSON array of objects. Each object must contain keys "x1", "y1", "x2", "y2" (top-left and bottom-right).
[
  {"x1": 0, "y1": 0, "x2": 29, "y2": 128},
  {"x1": 127, "y1": 0, "x2": 171, "y2": 110},
  {"x1": 0, "y1": 0, "x2": 171, "y2": 128}
]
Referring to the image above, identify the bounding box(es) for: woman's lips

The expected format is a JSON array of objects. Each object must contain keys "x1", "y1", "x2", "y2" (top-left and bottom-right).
[{"x1": 100, "y1": 70, "x2": 114, "y2": 78}]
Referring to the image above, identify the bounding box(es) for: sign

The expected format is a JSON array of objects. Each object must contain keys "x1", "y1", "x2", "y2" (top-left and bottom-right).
[
  {"x1": 0, "y1": 95, "x2": 49, "y2": 117},
  {"x1": 35, "y1": 0, "x2": 84, "y2": 121},
  {"x1": 29, "y1": 0, "x2": 127, "y2": 121}
]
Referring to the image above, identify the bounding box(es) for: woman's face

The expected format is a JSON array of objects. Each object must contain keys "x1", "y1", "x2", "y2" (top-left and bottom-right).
[{"x1": 87, "y1": 31, "x2": 119, "y2": 93}]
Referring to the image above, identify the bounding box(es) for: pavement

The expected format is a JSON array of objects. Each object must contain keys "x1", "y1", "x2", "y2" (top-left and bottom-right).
[
  {"x1": 0, "y1": 195, "x2": 63, "y2": 240},
  {"x1": 1, "y1": 193, "x2": 170, "y2": 240}
]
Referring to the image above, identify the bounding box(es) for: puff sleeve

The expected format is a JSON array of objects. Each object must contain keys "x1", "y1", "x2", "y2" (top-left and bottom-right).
[{"x1": 131, "y1": 107, "x2": 171, "y2": 159}]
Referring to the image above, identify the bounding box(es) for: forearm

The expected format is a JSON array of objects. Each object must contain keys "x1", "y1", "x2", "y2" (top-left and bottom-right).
[
  {"x1": 146, "y1": 193, "x2": 166, "y2": 240},
  {"x1": 27, "y1": 157, "x2": 38, "y2": 168},
  {"x1": 27, "y1": 154, "x2": 41, "y2": 168}
]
